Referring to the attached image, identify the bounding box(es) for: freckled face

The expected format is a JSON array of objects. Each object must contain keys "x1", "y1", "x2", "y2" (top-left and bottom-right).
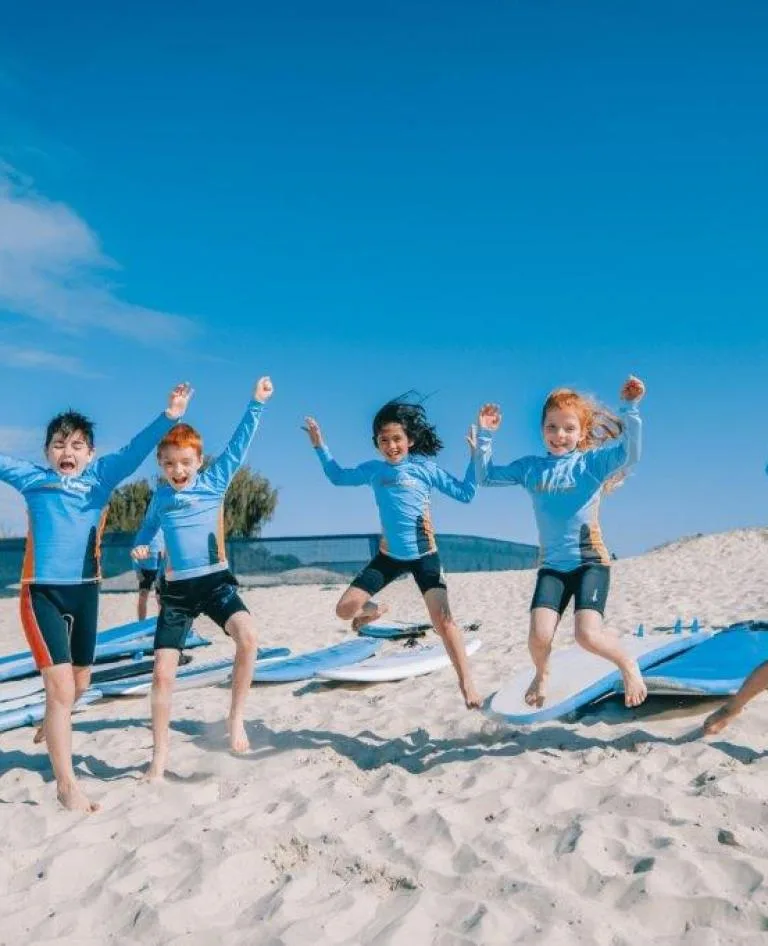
[{"x1": 159, "y1": 445, "x2": 203, "y2": 490}]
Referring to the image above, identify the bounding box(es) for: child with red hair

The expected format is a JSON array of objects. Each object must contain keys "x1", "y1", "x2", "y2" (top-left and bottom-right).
[
  {"x1": 474, "y1": 376, "x2": 646, "y2": 709},
  {"x1": 132, "y1": 376, "x2": 273, "y2": 779}
]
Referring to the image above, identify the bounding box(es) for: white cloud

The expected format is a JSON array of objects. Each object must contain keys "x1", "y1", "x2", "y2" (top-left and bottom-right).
[
  {"x1": 0, "y1": 343, "x2": 103, "y2": 377},
  {"x1": 0, "y1": 164, "x2": 197, "y2": 343}
]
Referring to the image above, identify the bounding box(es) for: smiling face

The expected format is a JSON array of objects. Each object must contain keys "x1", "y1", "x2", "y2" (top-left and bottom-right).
[
  {"x1": 542, "y1": 407, "x2": 583, "y2": 456},
  {"x1": 375, "y1": 422, "x2": 413, "y2": 464},
  {"x1": 159, "y1": 444, "x2": 203, "y2": 491},
  {"x1": 45, "y1": 429, "x2": 95, "y2": 476}
]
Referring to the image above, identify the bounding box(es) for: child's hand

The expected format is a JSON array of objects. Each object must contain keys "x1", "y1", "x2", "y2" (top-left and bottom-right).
[
  {"x1": 477, "y1": 403, "x2": 502, "y2": 431},
  {"x1": 620, "y1": 375, "x2": 646, "y2": 403},
  {"x1": 466, "y1": 425, "x2": 477, "y2": 453},
  {"x1": 166, "y1": 382, "x2": 194, "y2": 419},
  {"x1": 302, "y1": 416, "x2": 323, "y2": 447},
  {"x1": 131, "y1": 546, "x2": 151, "y2": 562},
  {"x1": 254, "y1": 376, "x2": 274, "y2": 403}
]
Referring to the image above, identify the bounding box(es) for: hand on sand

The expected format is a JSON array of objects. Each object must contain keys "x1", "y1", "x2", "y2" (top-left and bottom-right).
[
  {"x1": 477, "y1": 403, "x2": 502, "y2": 431},
  {"x1": 166, "y1": 382, "x2": 194, "y2": 420},
  {"x1": 620, "y1": 375, "x2": 646, "y2": 403},
  {"x1": 302, "y1": 416, "x2": 323, "y2": 448},
  {"x1": 254, "y1": 376, "x2": 274, "y2": 403}
]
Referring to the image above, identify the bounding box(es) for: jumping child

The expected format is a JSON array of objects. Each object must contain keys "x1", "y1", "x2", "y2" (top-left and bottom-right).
[
  {"x1": 0, "y1": 382, "x2": 192, "y2": 811},
  {"x1": 132, "y1": 376, "x2": 273, "y2": 780},
  {"x1": 304, "y1": 397, "x2": 481, "y2": 709},
  {"x1": 474, "y1": 376, "x2": 647, "y2": 709}
]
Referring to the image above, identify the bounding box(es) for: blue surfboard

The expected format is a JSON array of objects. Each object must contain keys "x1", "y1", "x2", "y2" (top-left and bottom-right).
[
  {"x1": 643, "y1": 624, "x2": 768, "y2": 695},
  {"x1": 0, "y1": 629, "x2": 211, "y2": 684},
  {"x1": 253, "y1": 639, "x2": 381, "y2": 683},
  {"x1": 0, "y1": 617, "x2": 156, "y2": 670},
  {"x1": 0, "y1": 689, "x2": 103, "y2": 734}
]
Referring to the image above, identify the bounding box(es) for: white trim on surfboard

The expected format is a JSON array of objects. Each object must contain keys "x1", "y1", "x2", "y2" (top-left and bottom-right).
[{"x1": 316, "y1": 637, "x2": 483, "y2": 683}]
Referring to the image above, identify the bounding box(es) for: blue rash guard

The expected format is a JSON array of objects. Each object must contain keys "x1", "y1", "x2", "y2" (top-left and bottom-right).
[
  {"x1": 475, "y1": 402, "x2": 641, "y2": 571},
  {"x1": 0, "y1": 412, "x2": 178, "y2": 584},
  {"x1": 134, "y1": 401, "x2": 264, "y2": 581},
  {"x1": 313, "y1": 446, "x2": 477, "y2": 560}
]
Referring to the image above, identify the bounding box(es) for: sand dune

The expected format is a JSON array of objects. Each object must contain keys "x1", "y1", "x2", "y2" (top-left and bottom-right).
[{"x1": 1, "y1": 528, "x2": 767, "y2": 944}]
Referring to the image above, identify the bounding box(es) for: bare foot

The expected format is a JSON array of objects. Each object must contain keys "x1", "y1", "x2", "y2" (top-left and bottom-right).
[
  {"x1": 351, "y1": 602, "x2": 389, "y2": 633},
  {"x1": 142, "y1": 753, "x2": 168, "y2": 782},
  {"x1": 461, "y1": 680, "x2": 482, "y2": 710},
  {"x1": 621, "y1": 661, "x2": 648, "y2": 708},
  {"x1": 33, "y1": 724, "x2": 46, "y2": 745},
  {"x1": 229, "y1": 717, "x2": 250, "y2": 753},
  {"x1": 702, "y1": 703, "x2": 740, "y2": 736},
  {"x1": 525, "y1": 673, "x2": 548, "y2": 707},
  {"x1": 57, "y1": 782, "x2": 100, "y2": 813}
]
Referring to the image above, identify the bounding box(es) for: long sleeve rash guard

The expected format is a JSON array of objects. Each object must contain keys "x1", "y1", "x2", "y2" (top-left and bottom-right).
[
  {"x1": 313, "y1": 447, "x2": 476, "y2": 560},
  {"x1": 474, "y1": 402, "x2": 641, "y2": 571},
  {"x1": 134, "y1": 401, "x2": 263, "y2": 581},
  {"x1": 0, "y1": 412, "x2": 177, "y2": 584}
]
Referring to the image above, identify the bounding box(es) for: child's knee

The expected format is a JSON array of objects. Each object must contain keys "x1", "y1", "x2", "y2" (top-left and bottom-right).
[{"x1": 153, "y1": 660, "x2": 178, "y2": 690}]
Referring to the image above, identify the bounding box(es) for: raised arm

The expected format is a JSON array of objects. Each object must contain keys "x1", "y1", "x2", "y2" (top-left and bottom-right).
[
  {"x1": 94, "y1": 382, "x2": 193, "y2": 490},
  {"x1": 585, "y1": 376, "x2": 644, "y2": 483},
  {"x1": 204, "y1": 377, "x2": 273, "y2": 492},
  {"x1": 473, "y1": 403, "x2": 527, "y2": 487},
  {"x1": 304, "y1": 416, "x2": 372, "y2": 487},
  {"x1": 428, "y1": 458, "x2": 477, "y2": 504},
  {"x1": 0, "y1": 454, "x2": 45, "y2": 492}
]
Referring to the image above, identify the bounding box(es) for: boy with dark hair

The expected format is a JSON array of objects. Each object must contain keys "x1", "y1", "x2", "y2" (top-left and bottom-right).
[{"x1": 0, "y1": 382, "x2": 193, "y2": 812}]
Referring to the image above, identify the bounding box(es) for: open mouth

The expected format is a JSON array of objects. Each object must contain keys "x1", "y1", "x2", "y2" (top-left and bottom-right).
[
  {"x1": 58, "y1": 460, "x2": 77, "y2": 473},
  {"x1": 171, "y1": 475, "x2": 189, "y2": 488}
]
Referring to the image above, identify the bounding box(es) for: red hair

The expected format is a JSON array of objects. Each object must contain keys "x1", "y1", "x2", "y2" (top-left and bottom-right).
[
  {"x1": 157, "y1": 423, "x2": 203, "y2": 458},
  {"x1": 542, "y1": 388, "x2": 624, "y2": 490}
]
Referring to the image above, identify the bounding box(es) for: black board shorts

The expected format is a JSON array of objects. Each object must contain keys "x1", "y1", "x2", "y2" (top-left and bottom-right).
[
  {"x1": 154, "y1": 570, "x2": 248, "y2": 651},
  {"x1": 531, "y1": 563, "x2": 610, "y2": 617},
  {"x1": 20, "y1": 582, "x2": 99, "y2": 669},
  {"x1": 350, "y1": 551, "x2": 447, "y2": 596}
]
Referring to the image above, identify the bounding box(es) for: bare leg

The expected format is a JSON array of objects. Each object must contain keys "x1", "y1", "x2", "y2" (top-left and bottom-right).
[
  {"x1": 574, "y1": 609, "x2": 647, "y2": 708},
  {"x1": 41, "y1": 664, "x2": 99, "y2": 812},
  {"x1": 335, "y1": 586, "x2": 389, "y2": 632},
  {"x1": 224, "y1": 612, "x2": 258, "y2": 753},
  {"x1": 34, "y1": 664, "x2": 91, "y2": 745},
  {"x1": 145, "y1": 648, "x2": 180, "y2": 781},
  {"x1": 526, "y1": 608, "x2": 560, "y2": 707},
  {"x1": 137, "y1": 589, "x2": 150, "y2": 622},
  {"x1": 423, "y1": 589, "x2": 481, "y2": 709},
  {"x1": 702, "y1": 660, "x2": 768, "y2": 735}
]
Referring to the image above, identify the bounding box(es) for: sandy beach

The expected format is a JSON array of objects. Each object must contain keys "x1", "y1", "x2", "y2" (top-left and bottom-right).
[{"x1": 1, "y1": 528, "x2": 768, "y2": 945}]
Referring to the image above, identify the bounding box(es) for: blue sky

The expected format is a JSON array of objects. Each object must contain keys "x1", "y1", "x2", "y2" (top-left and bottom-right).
[{"x1": 0, "y1": 1, "x2": 766, "y2": 556}]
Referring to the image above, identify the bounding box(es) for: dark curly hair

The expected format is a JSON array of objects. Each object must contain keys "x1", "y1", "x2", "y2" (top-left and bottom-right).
[
  {"x1": 44, "y1": 410, "x2": 96, "y2": 450},
  {"x1": 371, "y1": 396, "x2": 443, "y2": 456}
]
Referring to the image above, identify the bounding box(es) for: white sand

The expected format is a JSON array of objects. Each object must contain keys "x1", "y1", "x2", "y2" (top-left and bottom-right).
[{"x1": 1, "y1": 528, "x2": 768, "y2": 945}]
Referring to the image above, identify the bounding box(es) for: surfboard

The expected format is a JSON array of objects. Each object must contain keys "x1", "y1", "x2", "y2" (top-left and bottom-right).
[
  {"x1": 317, "y1": 636, "x2": 483, "y2": 682},
  {"x1": 0, "y1": 618, "x2": 195, "y2": 683},
  {"x1": 642, "y1": 624, "x2": 768, "y2": 695},
  {"x1": 252, "y1": 639, "x2": 381, "y2": 683},
  {"x1": 0, "y1": 632, "x2": 210, "y2": 698},
  {"x1": 0, "y1": 617, "x2": 156, "y2": 669},
  {"x1": 95, "y1": 646, "x2": 293, "y2": 697},
  {"x1": 0, "y1": 689, "x2": 103, "y2": 734},
  {"x1": 487, "y1": 627, "x2": 714, "y2": 724},
  {"x1": 358, "y1": 620, "x2": 481, "y2": 641}
]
